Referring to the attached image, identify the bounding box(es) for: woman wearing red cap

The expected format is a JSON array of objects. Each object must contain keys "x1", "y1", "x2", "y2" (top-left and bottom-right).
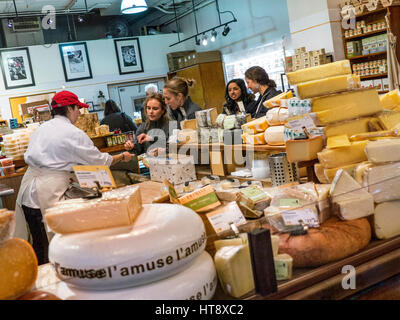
[{"x1": 15, "y1": 90, "x2": 134, "y2": 265}]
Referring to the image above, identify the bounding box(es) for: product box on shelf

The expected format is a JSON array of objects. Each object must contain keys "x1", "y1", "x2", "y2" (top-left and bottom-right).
[
  {"x1": 347, "y1": 40, "x2": 362, "y2": 58},
  {"x1": 148, "y1": 155, "x2": 196, "y2": 185}
]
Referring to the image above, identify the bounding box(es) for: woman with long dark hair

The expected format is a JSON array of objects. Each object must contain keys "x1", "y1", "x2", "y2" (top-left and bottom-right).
[
  {"x1": 100, "y1": 99, "x2": 137, "y2": 133},
  {"x1": 222, "y1": 78, "x2": 255, "y2": 115}
]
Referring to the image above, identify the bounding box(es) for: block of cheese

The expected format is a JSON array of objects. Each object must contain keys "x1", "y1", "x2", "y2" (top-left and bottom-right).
[
  {"x1": 312, "y1": 89, "x2": 379, "y2": 113},
  {"x1": 365, "y1": 162, "x2": 400, "y2": 203},
  {"x1": 297, "y1": 74, "x2": 361, "y2": 99},
  {"x1": 0, "y1": 210, "x2": 15, "y2": 243},
  {"x1": 178, "y1": 129, "x2": 198, "y2": 144},
  {"x1": 181, "y1": 119, "x2": 198, "y2": 130},
  {"x1": 380, "y1": 89, "x2": 400, "y2": 110},
  {"x1": 214, "y1": 244, "x2": 254, "y2": 298},
  {"x1": 264, "y1": 91, "x2": 293, "y2": 108},
  {"x1": 324, "y1": 117, "x2": 373, "y2": 138},
  {"x1": 195, "y1": 108, "x2": 218, "y2": 128},
  {"x1": 314, "y1": 90, "x2": 382, "y2": 125},
  {"x1": 0, "y1": 238, "x2": 38, "y2": 300},
  {"x1": 374, "y1": 201, "x2": 400, "y2": 239},
  {"x1": 264, "y1": 126, "x2": 285, "y2": 145},
  {"x1": 327, "y1": 135, "x2": 351, "y2": 149},
  {"x1": 318, "y1": 140, "x2": 368, "y2": 169},
  {"x1": 239, "y1": 186, "x2": 271, "y2": 211},
  {"x1": 324, "y1": 163, "x2": 360, "y2": 183},
  {"x1": 45, "y1": 185, "x2": 143, "y2": 234},
  {"x1": 354, "y1": 162, "x2": 373, "y2": 185},
  {"x1": 330, "y1": 169, "x2": 369, "y2": 199},
  {"x1": 365, "y1": 138, "x2": 400, "y2": 163},
  {"x1": 287, "y1": 60, "x2": 352, "y2": 85},
  {"x1": 350, "y1": 130, "x2": 399, "y2": 142},
  {"x1": 314, "y1": 184, "x2": 332, "y2": 223},
  {"x1": 242, "y1": 132, "x2": 266, "y2": 145},
  {"x1": 266, "y1": 107, "x2": 289, "y2": 125},
  {"x1": 179, "y1": 185, "x2": 221, "y2": 213},
  {"x1": 378, "y1": 111, "x2": 400, "y2": 130},
  {"x1": 214, "y1": 234, "x2": 248, "y2": 251},
  {"x1": 274, "y1": 253, "x2": 293, "y2": 281},
  {"x1": 314, "y1": 163, "x2": 330, "y2": 184},
  {"x1": 286, "y1": 136, "x2": 324, "y2": 163},
  {"x1": 241, "y1": 116, "x2": 269, "y2": 134}
]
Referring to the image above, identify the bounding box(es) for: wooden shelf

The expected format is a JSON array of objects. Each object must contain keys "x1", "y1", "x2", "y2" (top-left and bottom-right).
[
  {"x1": 99, "y1": 145, "x2": 126, "y2": 153},
  {"x1": 344, "y1": 29, "x2": 387, "y2": 41},
  {"x1": 378, "y1": 90, "x2": 389, "y2": 94},
  {"x1": 355, "y1": 7, "x2": 387, "y2": 18},
  {"x1": 175, "y1": 143, "x2": 286, "y2": 152},
  {"x1": 360, "y1": 73, "x2": 388, "y2": 80},
  {"x1": 348, "y1": 51, "x2": 387, "y2": 60}
]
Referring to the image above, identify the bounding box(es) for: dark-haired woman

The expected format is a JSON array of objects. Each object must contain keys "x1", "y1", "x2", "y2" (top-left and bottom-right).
[
  {"x1": 100, "y1": 99, "x2": 137, "y2": 133},
  {"x1": 245, "y1": 66, "x2": 282, "y2": 119},
  {"x1": 124, "y1": 93, "x2": 174, "y2": 157},
  {"x1": 222, "y1": 79, "x2": 255, "y2": 115},
  {"x1": 15, "y1": 91, "x2": 134, "y2": 265}
]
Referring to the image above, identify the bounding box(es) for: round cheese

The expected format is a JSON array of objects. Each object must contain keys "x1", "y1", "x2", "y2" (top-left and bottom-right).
[
  {"x1": 264, "y1": 126, "x2": 285, "y2": 146},
  {"x1": 49, "y1": 204, "x2": 206, "y2": 290},
  {"x1": 266, "y1": 108, "x2": 289, "y2": 126},
  {"x1": 36, "y1": 252, "x2": 217, "y2": 300}
]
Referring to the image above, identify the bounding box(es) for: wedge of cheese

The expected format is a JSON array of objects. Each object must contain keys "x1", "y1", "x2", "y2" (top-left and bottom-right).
[
  {"x1": 354, "y1": 162, "x2": 373, "y2": 185},
  {"x1": 327, "y1": 135, "x2": 351, "y2": 149},
  {"x1": 214, "y1": 244, "x2": 255, "y2": 298},
  {"x1": 324, "y1": 163, "x2": 360, "y2": 183},
  {"x1": 323, "y1": 117, "x2": 373, "y2": 138},
  {"x1": 287, "y1": 60, "x2": 352, "y2": 85},
  {"x1": 274, "y1": 253, "x2": 293, "y2": 281},
  {"x1": 365, "y1": 138, "x2": 400, "y2": 163},
  {"x1": 179, "y1": 185, "x2": 221, "y2": 213},
  {"x1": 242, "y1": 132, "x2": 266, "y2": 145},
  {"x1": 0, "y1": 238, "x2": 38, "y2": 300},
  {"x1": 297, "y1": 74, "x2": 361, "y2": 99},
  {"x1": 378, "y1": 111, "x2": 400, "y2": 130},
  {"x1": 380, "y1": 89, "x2": 400, "y2": 110},
  {"x1": 314, "y1": 184, "x2": 332, "y2": 223},
  {"x1": 286, "y1": 136, "x2": 324, "y2": 163},
  {"x1": 264, "y1": 126, "x2": 285, "y2": 146},
  {"x1": 314, "y1": 163, "x2": 330, "y2": 184},
  {"x1": 264, "y1": 91, "x2": 293, "y2": 108},
  {"x1": 46, "y1": 185, "x2": 143, "y2": 234},
  {"x1": 214, "y1": 234, "x2": 248, "y2": 251},
  {"x1": 241, "y1": 116, "x2": 269, "y2": 134},
  {"x1": 317, "y1": 140, "x2": 369, "y2": 169},
  {"x1": 374, "y1": 201, "x2": 400, "y2": 239}
]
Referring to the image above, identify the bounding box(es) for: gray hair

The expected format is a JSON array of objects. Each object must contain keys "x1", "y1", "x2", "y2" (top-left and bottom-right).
[{"x1": 145, "y1": 83, "x2": 158, "y2": 95}]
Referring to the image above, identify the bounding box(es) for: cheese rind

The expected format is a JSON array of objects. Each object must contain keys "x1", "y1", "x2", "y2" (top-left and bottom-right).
[
  {"x1": 374, "y1": 201, "x2": 400, "y2": 239},
  {"x1": 324, "y1": 117, "x2": 373, "y2": 138},
  {"x1": 287, "y1": 60, "x2": 352, "y2": 85},
  {"x1": 314, "y1": 163, "x2": 330, "y2": 184},
  {"x1": 327, "y1": 135, "x2": 351, "y2": 149},
  {"x1": 297, "y1": 74, "x2": 361, "y2": 99},
  {"x1": 317, "y1": 141, "x2": 368, "y2": 169},
  {"x1": 45, "y1": 185, "x2": 143, "y2": 234},
  {"x1": 0, "y1": 210, "x2": 15, "y2": 243},
  {"x1": 378, "y1": 111, "x2": 400, "y2": 130},
  {"x1": 365, "y1": 138, "x2": 400, "y2": 164},
  {"x1": 264, "y1": 91, "x2": 293, "y2": 108},
  {"x1": 380, "y1": 89, "x2": 400, "y2": 110},
  {"x1": 286, "y1": 136, "x2": 324, "y2": 163},
  {"x1": 324, "y1": 163, "x2": 360, "y2": 183}
]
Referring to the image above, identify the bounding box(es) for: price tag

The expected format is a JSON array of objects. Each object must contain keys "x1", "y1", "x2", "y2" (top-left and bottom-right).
[
  {"x1": 287, "y1": 115, "x2": 316, "y2": 132},
  {"x1": 206, "y1": 202, "x2": 247, "y2": 235},
  {"x1": 279, "y1": 198, "x2": 300, "y2": 208},
  {"x1": 281, "y1": 208, "x2": 320, "y2": 228},
  {"x1": 73, "y1": 165, "x2": 116, "y2": 189}
]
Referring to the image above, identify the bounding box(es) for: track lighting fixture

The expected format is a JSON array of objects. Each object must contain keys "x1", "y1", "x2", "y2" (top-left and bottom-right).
[
  {"x1": 201, "y1": 34, "x2": 208, "y2": 46},
  {"x1": 211, "y1": 30, "x2": 217, "y2": 42},
  {"x1": 222, "y1": 24, "x2": 231, "y2": 36}
]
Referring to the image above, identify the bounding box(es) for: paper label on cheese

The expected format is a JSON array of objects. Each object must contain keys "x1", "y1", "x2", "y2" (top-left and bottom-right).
[
  {"x1": 286, "y1": 115, "x2": 316, "y2": 131},
  {"x1": 240, "y1": 186, "x2": 267, "y2": 202},
  {"x1": 206, "y1": 202, "x2": 247, "y2": 234},
  {"x1": 274, "y1": 260, "x2": 289, "y2": 280},
  {"x1": 281, "y1": 208, "x2": 319, "y2": 228},
  {"x1": 183, "y1": 192, "x2": 219, "y2": 211},
  {"x1": 279, "y1": 198, "x2": 300, "y2": 208}
]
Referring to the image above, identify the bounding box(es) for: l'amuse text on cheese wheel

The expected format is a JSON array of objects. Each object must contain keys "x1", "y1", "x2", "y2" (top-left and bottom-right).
[
  {"x1": 36, "y1": 252, "x2": 217, "y2": 300},
  {"x1": 48, "y1": 204, "x2": 206, "y2": 290}
]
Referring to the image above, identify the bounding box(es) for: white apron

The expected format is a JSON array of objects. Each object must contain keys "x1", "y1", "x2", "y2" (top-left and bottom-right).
[{"x1": 15, "y1": 166, "x2": 74, "y2": 242}]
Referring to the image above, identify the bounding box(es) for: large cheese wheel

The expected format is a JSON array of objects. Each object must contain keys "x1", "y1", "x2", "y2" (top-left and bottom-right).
[
  {"x1": 49, "y1": 204, "x2": 206, "y2": 290},
  {"x1": 36, "y1": 252, "x2": 217, "y2": 300},
  {"x1": 278, "y1": 217, "x2": 371, "y2": 267},
  {"x1": 264, "y1": 126, "x2": 285, "y2": 146},
  {"x1": 0, "y1": 238, "x2": 38, "y2": 300}
]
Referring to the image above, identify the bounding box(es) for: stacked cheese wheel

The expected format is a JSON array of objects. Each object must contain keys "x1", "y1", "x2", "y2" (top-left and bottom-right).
[{"x1": 46, "y1": 204, "x2": 217, "y2": 299}]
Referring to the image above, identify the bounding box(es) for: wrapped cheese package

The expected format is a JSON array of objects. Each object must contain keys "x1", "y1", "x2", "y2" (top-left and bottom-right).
[
  {"x1": 45, "y1": 185, "x2": 143, "y2": 234},
  {"x1": 241, "y1": 132, "x2": 266, "y2": 145},
  {"x1": 365, "y1": 138, "x2": 400, "y2": 163},
  {"x1": 241, "y1": 116, "x2": 269, "y2": 134},
  {"x1": 266, "y1": 107, "x2": 289, "y2": 126},
  {"x1": 264, "y1": 91, "x2": 293, "y2": 108}
]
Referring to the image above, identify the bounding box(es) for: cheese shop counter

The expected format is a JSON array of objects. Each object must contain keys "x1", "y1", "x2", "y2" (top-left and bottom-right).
[{"x1": 29, "y1": 181, "x2": 400, "y2": 300}]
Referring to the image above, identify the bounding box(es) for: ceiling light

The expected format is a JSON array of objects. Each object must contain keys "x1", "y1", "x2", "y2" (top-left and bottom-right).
[
  {"x1": 211, "y1": 30, "x2": 217, "y2": 42},
  {"x1": 121, "y1": 0, "x2": 148, "y2": 14},
  {"x1": 222, "y1": 24, "x2": 231, "y2": 36},
  {"x1": 195, "y1": 36, "x2": 201, "y2": 46},
  {"x1": 201, "y1": 34, "x2": 208, "y2": 46},
  {"x1": 77, "y1": 15, "x2": 85, "y2": 23},
  {"x1": 7, "y1": 19, "x2": 13, "y2": 28}
]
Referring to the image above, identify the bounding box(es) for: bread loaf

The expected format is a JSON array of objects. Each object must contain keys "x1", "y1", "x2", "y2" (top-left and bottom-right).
[{"x1": 278, "y1": 217, "x2": 371, "y2": 267}]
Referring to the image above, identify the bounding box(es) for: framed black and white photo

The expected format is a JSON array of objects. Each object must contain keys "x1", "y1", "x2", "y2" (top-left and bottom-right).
[
  {"x1": 59, "y1": 42, "x2": 92, "y2": 82},
  {"x1": 114, "y1": 38, "x2": 144, "y2": 75},
  {"x1": 0, "y1": 47, "x2": 35, "y2": 90}
]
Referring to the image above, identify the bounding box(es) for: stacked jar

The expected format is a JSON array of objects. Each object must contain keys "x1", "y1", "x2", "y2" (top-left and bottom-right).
[
  {"x1": 3, "y1": 129, "x2": 31, "y2": 160},
  {"x1": 0, "y1": 157, "x2": 15, "y2": 176}
]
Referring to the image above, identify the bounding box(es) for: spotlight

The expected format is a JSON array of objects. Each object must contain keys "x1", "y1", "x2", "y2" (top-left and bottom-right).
[
  {"x1": 210, "y1": 30, "x2": 217, "y2": 42},
  {"x1": 222, "y1": 24, "x2": 231, "y2": 36},
  {"x1": 195, "y1": 36, "x2": 200, "y2": 46},
  {"x1": 77, "y1": 15, "x2": 85, "y2": 23},
  {"x1": 121, "y1": 0, "x2": 148, "y2": 14},
  {"x1": 7, "y1": 19, "x2": 13, "y2": 28},
  {"x1": 47, "y1": 18, "x2": 53, "y2": 25},
  {"x1": 201, "y1": 34, "x2": 208, "y2": 46}
]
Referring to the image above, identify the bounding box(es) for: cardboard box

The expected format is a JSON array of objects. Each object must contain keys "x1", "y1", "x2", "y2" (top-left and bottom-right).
[{"x1": 347, "y1": 40, "x2": 362, "y2": 58}]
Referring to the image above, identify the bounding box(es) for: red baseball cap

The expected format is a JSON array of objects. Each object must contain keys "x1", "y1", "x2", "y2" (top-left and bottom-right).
[{"x1": 52, "y1": 90, "x2": 89, "y2": 109}]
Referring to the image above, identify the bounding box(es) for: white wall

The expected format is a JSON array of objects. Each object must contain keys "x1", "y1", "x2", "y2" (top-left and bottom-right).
[{"x1": 0, "y1": 34, "x2": 186, "y2": 121}]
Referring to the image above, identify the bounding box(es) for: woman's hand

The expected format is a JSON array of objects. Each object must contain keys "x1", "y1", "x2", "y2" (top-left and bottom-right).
[
  {"x1": 121, "y1": 151, "x2": 134, "y2": 162},
  {"x1": 137, "y1": 133, "x2": 153, "y2": 144},
  {"x1": 147, "y1": 147, "x2": 166, "y2": 157},
  {"x1": 124, "y1": 140, "x2": 134, "y2": 151}
]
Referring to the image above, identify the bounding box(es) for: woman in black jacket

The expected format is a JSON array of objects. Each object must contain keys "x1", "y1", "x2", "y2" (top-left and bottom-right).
[
  {"x1": 222, "y1": 78, "x2": 255, "y2": 115},
  {"x1": 244, "y1": 66, "x2": 282, "y2": 119},
  {"x1": 100, "y1": 100, "x2": 137, "y2": 133}
]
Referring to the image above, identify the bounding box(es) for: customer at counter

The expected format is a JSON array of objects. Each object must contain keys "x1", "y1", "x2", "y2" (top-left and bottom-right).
[
  {"x1": 100, "y1": 99, "x2": 137, "y2": 133},
  {"x1": 244, "y1": 66, "x2": 282, "y2": 118},
  {"x1": 15, "y1": 90, "x2": 134, "y2": 265},
  {"x1": 222, "y1": 78, "x2": 255, "y2": 115},
  {"x1": 124, "y1": 93, "x2": 173, "y2": 157},
  {"x1": 163, "y1": 77, "x2": 202, "y2": 127}
]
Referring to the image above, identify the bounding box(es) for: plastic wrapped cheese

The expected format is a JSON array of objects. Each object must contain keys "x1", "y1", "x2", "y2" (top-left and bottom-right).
[
  {"x1": 241, "y1": 116, "x2": 269, "y2": 134},
  {"x1": 45, "y1": 185, "x2": 143, "y2": 234},
  {"x1": 377, "y1": 110, "x2": 400, "y2": 130},
  {"x1": 365, "y1": 138, "x2": 400, "y2": 163},
  {"x1": 374, "y1": 201, "x2": 400, "y2": 240},
  {"x1": 287, "y1": 60, "x2": 352, "y2": 85},
  {"x1": 242, "y1": 132, "x2": 266, "y2": 145},
  {"x1": 264, "y1": 126, "x2": 285, "y2": 146},
  {"x1": 264, "y1": 91, "x2": 293, "y2": 108},
  {"x1": 380, "y1": 89, "x2": 400, "y2": 110},
  {"x1": 266, "y1": 107, "x2": 289, "y2": 126},
  {"x1": 297, "y1": 74, "x2": 361, "y2": 99}
]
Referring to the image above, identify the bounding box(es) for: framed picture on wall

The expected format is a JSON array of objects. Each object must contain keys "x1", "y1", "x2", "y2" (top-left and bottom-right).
[
  {"x1": 114, "y1": 38, "x2": 144, "y2": 75},
  {"x1": 59, "y1": 42, "x2": 93, "y2": 82},
  {"x1": 0, "y1": 47, "x2": 35, "y2": 90}
]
